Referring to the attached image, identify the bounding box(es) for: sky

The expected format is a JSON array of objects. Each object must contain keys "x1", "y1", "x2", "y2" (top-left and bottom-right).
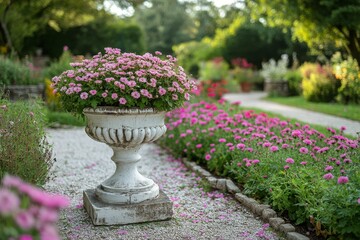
[{"x1": 104, "y1": 0, "x2": 239, "y2": 17}]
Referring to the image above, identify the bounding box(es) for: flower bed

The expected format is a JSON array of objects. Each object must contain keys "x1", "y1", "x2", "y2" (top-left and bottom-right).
[{"x1": 160, "y1": 100, "x2": 360, "y2": 239}]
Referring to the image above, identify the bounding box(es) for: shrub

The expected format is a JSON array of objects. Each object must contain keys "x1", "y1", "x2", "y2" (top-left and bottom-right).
[
  {"x1": 0, "y1": 175, "x2": 69, "y2": 240},
  {"x1": 260, "y1": 55, "x2": 289, "y2": 82},
  {"x1": 161, "y1": 101, "x2": 360, "y2": 239},
  {"x1": 300, "y1": 63, "x2": 339, "y2": 102},
  {"x1": 199, "y1": 57, "x2": 229, "y2": 82},
  {"x1": 284, "y1": 70, "x2": 302, "y2": 96},
  {"x1": 0, "y1": 98, "x2": 53, "y2": 185},
  {"x1": 0, "y1": 57, "x2": 33, "y2": 86},
  {"x1": 332, "y1": 53, "x2": 360, "y2": 104},
  {"x1": 42, "y1": 48, "x2": 73, "y2": 80}
]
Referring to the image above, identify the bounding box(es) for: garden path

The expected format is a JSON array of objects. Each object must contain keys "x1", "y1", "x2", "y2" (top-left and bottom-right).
[
  {"x1": 45, "y1": 128, "x2": 283, "y2": 240},
  {"x1": 223, "y1": 92, "x2": 360, "y2": 137}
]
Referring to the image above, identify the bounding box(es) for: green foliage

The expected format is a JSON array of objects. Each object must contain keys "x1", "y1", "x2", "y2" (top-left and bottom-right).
[
  {"x1": 246, "y1": 0, "x2": 360, "y2": 63},
  {"x1": 173, "y1": 41, "x2": 216, "y2": 77},
  {"x1": 0, "y1": 99, "x2": 53, "y2": 185},
  {"x1": 135, "y1": 0, "x2": 194, "y2": 54},
  {"x1": 199, "y1": 58, "x2": 229, "y2": 81},
  {"x1": 284, "y1": 70, "x2": 302, "y2": 96},
  {"x1": 46, "y1": 110, "x2": 85, "y2": 127},
  {"x1": 0, "y1": 57, "x2": 41, "y2": 85},
  {"x1": 42, "y1": 50, "x2": 73, "y2": 79},
  {"x1": 332, "y1": 53, "x2": 360, "y2": 104},
  {"x1": 300, "y1": 63, "x2": 339, "y2": 102}
]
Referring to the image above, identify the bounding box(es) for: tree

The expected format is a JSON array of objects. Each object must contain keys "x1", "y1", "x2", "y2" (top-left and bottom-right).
[
  {"x1": 135, "y1": 0, "x2": 194, "y2": 54},
  {"x1": 246, "y1": 0, "x2": 360, "y2": 62}
]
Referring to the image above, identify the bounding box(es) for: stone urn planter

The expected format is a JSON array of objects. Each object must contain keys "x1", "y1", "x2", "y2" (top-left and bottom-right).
[
  {"x1": 82, "y1": 107, "x2": 173, "y2": 225},
  {"x1": 264, "y1": 80, "x2": 289, "y2": 97}
]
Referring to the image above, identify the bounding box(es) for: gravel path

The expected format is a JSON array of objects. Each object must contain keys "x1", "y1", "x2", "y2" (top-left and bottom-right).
[
  {"x1": 223, "y1": 92, "x2": 360, "y2": 137},
  {"x1": 45, "y1": 128, "x2": 283, "y2": 240}
]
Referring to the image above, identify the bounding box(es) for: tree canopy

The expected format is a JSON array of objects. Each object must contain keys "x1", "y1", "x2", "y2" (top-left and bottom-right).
[{"x1": 246, "y1": 0, "x2": 360, "y2": 62}]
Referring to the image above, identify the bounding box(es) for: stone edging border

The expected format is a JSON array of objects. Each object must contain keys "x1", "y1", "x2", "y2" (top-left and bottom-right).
[{"x1": 181, "y1": 158, "x2": 310, "y2": 240}]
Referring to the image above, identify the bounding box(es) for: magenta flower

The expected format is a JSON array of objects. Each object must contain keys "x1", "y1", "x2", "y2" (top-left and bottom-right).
[
  {"x1": 0, "y1": 188, "x2": 20, "y2": 214},
  {"x1": 285, "y1": 158, "x2": 295, "y2": 164},
  {"x1": 358, "y1": 198, "x2": 360, "y2": 204},
  {"x1": 299, "y1": 147, "x2": 308, "y2": 154},
  {"x1": 324, "y1": 165, "x2": 333, "y2": 171},
  {"x1": 196, "y1": 144, "x2": 202, "y2": 148},
  {"x1": 101, "y1": 92, "x2": 108, "y2": 98},
  {"x1": 19, "y1": 235, "x2": 33, "y2": 240},
  {"x1": 219, "y1": 138, "x2": 226, "y2": 143},
  {"x1": 337, "y1": 176, "x2": 349, "y2": 184},
  {"x1": 323, "y1": 173, "x2": 334, "y2": 180},
  {"x1": 252, "y1": 159, "x2": 260, "y2": 164},
  {"x1": 284, "y1": 165, "x2": 290, "y2": 170},
  {"x1": 270, "y1": 146, "x2": 279, "y2": 152},
  {"x1": 111, "y1": 93, "x2": 118, "y2": 99},
  {"x1": 205, "y1": 154, "x2": 211, "y2": 161},
  {"x1": 300, "y1": 161, "x2": 307, "y2": 165}
]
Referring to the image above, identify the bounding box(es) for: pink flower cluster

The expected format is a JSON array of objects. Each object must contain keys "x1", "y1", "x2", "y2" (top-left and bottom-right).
[
  {"x1": 52, "y1": 48, "x2": 197, "y2": 113},
  {"x1": 0, "y1": 175, "x2": 70, "y2": 240}
]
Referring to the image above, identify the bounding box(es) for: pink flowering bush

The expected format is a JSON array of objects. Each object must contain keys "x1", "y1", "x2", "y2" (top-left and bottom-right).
[
  {"x1": 160, "y1": 100, "x2": 360, "y2": 239},
  {"x1": 51, "y1": 48, "x2": 197, "y2": 114},
  {"x1": 0, "y1": 175, "x2": 69, "y2": 240}
]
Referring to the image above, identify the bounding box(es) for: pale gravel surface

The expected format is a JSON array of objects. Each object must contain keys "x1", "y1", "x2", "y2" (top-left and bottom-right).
[{"x1": 45, "y1": 128, "x2": 284, "y2": 240}]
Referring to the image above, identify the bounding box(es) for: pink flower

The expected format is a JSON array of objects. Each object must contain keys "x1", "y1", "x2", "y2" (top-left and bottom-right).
[
  {"x1": 101, "y1": 92, "x2": 108, "y2": 98},
  {"x1": 324, "y1": 165, "x2": 333, "y2": 171},
  {"x1": 38, "y1": 207, "x2": 59, "y2": 223},
  {"x1": 40, "y1": 224, "x2": 59, "y2": 240},
  {"x1": 219, "y1": 138, "x2": 226, "y2": 143},
  {"x1": 337, "y1": 176, "x2": 349, "y2": 184},
  {"x1": 111, "y1": 93, "x2": 118, "y2": 99},
  {"x1": 196, "y1": 144, "x2": 202, "y2": 148},
  {"x1": 252, "y1": 159, "x2": 260, "y2": 164},
  {"x1": 15, "y1": 211, "x2": 35, "y2": 229},
  {"x1": 286, "y1": 158, "x2": 295, "y2": 164},
  {"x1": 131, "y1": 91, "x2": 140, "y2": 99},
  {"x1": 299, "y1": 147, "x2": 308, "y2": 154},
  {"x1": 323, "y1": 173, "x2": 334, "y2": 180},
  {"x1": 119, "y1": 98, "x2": 127, "y2": 105},
  {"x1": 300, "y1": 161, "x2": 307, "y2": 165},
  {"x1": 270, "y1": 146, "x2": 279, "y2": 152},
  {"x1": 0, "y1": 188, "x2": 20, "y2": 214},
  {"x1": 155, "y1": 51, "x2": 162, "y2": 55},
  {"x1": 358, "y1": 198, "x2": 360, "y2": 204},
  {"x1": 172, "y1": 94, "x2": 178, "y2": 100},
  {"x1": 80, "y1": 92, "x2": 88, "y2": 99},
  {"x1": 284, "y1": 165, "x2": 290, "y2": 170},
  {"x1": 89, "y1": 90, "x2": 97, "y2": 95},
  {"x1": 205, "y1": 154, "x2": 211, "y2": 161}
]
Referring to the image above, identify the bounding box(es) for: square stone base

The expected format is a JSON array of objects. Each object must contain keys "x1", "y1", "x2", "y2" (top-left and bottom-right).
[{"x1": 83, "y1": 189, "x2": 173, "y2": 225}]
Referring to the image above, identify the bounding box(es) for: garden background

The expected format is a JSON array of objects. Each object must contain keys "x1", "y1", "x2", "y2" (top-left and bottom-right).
[{"x1": 0, "y1": 0, "x2": 359, "y2": 239}]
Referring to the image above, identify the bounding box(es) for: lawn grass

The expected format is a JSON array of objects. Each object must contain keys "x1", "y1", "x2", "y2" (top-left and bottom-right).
[
  {"x1": 265, "y1": 96, "x2": 360, "y2": 121},
  {"x1": 46, "y1": 110, "x2": 85, "y2": 127}
]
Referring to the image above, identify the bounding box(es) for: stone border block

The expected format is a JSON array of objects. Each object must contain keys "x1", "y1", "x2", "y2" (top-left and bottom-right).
[
  {"x1": 286, "y1": 232, "x2": 310, "y2": 240},
  {"x1": 216, "y1": 179, "x2": 227, "y2": 191},
  {"x1": 262, "y1": 209, "x2": 277, "y2": 221},
  {"x1": 280, "y1": 223, "x2": 296, "y2": 233},
  {"x1": 226, "y1": 180, "x2": 240, "y2": 193},
  {"x1": 269, "y1": 217, "x2": 285, "y2": 230}
]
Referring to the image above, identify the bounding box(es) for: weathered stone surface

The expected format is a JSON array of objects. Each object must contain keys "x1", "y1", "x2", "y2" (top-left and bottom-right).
[
  {"x1": 226, "y1": 180, "x2": 240, "y2": 193},
  {"x1": 182, "y1": 159, "x2": 192, "y2": 168},
  {"x1": 286, "y1": 232, "x2": 310, "y2": 240},
  {"x1": 216, "y1": 179, "x2": 227, "y2": 191},
  {"x1": 198, "y1": 168, "x2": 212, "y2": 177},
  {"x1": 254, "y1": 204, "x2": 270, "y2": 216},
  {"x1": 83, "y1": 189, "x2": 173, "y2": 225},
  {"x1": 262, "y1": 209, "x2": 277, "y2": 221},
  {"x1": 235, "y1": 193, "x2": 258, "y2": 209},
  {"x1": 6, "y1": 84, "x2": 45, "y2": 100},
  {"x1": 269, "y1": 217, "x2": 285, "y2": 230},
  {"x1": 280, "y1": 223, "x2": 295, "y2": 233},
  {"x1": 206, "y1": 177, "x2": 218, "y2": 188}
]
